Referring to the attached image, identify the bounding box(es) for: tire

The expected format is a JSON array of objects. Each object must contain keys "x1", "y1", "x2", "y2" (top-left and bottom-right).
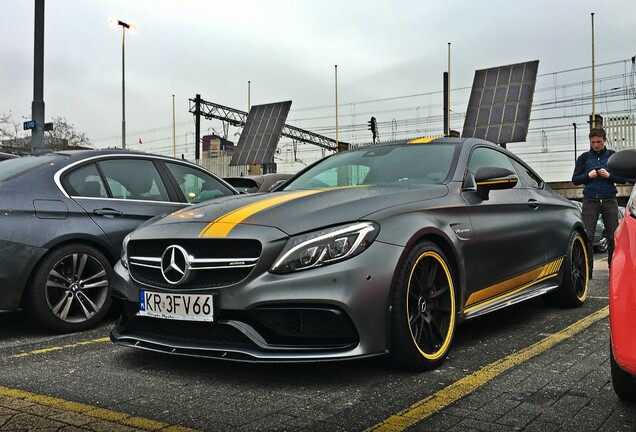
[
  {"x1": 544, "y1": 231, "x2": 589, "y2": 308},
  {"x1": 595, "y1": 235, "x2": 608, "y2": 253},
  {"x1": 26, "y1": 244, "x2": 112, "y2": 333},
  {"x1": 610, "y1": 343, "x2": 636, "y2": 401},
  {"x1": 389, "y1": 241, "x2": 456, "y2": 371}
]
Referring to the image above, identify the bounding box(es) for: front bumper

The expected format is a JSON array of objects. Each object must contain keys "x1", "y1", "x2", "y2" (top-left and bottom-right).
[{"x1": 110, "y1": 240, "x2": 404, "y2": 362}]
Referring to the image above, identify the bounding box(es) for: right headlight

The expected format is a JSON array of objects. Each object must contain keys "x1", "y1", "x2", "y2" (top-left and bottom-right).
[
  {"x1": 120, "y1": 233, "x2": 131, "y2": 269},
  {"x1": 270, "y1": 222, "x2": 379, "y2": 274}
]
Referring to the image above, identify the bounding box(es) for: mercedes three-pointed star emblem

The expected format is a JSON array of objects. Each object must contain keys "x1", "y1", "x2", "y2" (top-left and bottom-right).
[{"x1": 160, "y1": 245, "x2": 191, "y2": 285}]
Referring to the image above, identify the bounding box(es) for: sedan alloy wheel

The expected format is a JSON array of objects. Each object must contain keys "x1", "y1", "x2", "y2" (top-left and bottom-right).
[{"x1": 28, "y1": 244, "x2": 112, "y2": 332}]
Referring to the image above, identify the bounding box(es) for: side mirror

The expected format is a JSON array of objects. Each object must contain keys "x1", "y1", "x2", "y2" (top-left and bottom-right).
[
  {"x1": 608, "y1": 149, "x2": 636, "y2": 182},
  {"x1": 268, "y1": 179, "x2": 288, "y2": 192},
  {"x1": 474, "y1": 167, "x2": 518, "y2": 200}
]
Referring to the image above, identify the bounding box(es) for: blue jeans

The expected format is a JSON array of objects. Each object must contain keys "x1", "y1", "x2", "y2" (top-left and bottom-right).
[{"x1": 582, "y1": 198, "x2": 619, "y2": 270}]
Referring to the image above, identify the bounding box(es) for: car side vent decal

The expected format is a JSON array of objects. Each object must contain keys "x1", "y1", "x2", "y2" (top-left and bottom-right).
[{"x1": 465, "y1": 258, "x2": 564, "y2": 308}]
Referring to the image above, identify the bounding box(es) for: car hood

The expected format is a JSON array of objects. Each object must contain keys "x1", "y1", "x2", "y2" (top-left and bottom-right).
[{"x1": 133, "y1": 184, "x2": 449, "y2": 239}]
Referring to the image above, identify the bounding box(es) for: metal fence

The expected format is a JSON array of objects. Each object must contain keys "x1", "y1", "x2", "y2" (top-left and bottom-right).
[{"x1": 605, "y1": 114, "x2": 636, "y2": 151}]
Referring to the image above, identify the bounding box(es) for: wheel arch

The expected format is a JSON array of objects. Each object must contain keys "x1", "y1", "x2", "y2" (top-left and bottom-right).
[
  {"x1": 385, "y1": 231, "x2": 460, "y2": 369},
  {"x1": 386, "y1": 230, "x2": 462, "y2": 347}
]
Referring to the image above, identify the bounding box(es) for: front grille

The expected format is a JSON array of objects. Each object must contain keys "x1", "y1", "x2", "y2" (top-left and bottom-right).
[
  {"x1": 129, "y1": 239, "x2": 261, "y2": 258},
  {"x1": 115, "y1": 305, "x2": 359, "y2": 350},
  {"x1": 132, "y1": 266, "x2": 253, "y2": 289},
  {"x1": 122, "y1": 316, "x2": 255, "y2": 346},
  {"x1": 128, "y1": 238, "x2": 261, "y2": 289}
]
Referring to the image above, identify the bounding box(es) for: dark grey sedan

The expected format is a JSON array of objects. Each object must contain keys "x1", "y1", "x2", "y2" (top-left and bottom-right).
[
  {"x1": 0, "y1": 150, "x2": 237, "y2": 332},
  {"x1": 0, "y1": 152, "x2": 19, "y2": 161}
]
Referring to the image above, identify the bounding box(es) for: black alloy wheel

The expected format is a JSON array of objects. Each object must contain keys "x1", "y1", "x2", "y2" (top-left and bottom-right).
[
  {"x1": 544, "y1": 231, "x2": 589, "y2": 307},
  {"x1": 389, "y1": 241, "x2": 456, "y2": 371}
]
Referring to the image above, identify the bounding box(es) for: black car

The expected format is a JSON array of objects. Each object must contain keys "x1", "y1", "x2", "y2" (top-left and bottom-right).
[
  {"x1": 223, "y1": 173, "x2": 294, "y2": 193},
  {"x1": 111, "y1": 137, "x2": 589, "y2": 370},
  {"x1": 0, "y1": 150, "x2": 237, "y2": 332},
  {"x1": 0, "y1": 152, "x2": 19, "y2": 161}
]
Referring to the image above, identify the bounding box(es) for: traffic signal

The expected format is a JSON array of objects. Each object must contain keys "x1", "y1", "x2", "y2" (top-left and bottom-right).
[{"x1": 369, "y1": 116, "x2": 377, "y2": 142}]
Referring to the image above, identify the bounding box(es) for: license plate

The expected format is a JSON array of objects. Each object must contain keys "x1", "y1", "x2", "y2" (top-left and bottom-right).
[{"x1": 139, "y1": 290, "x2": 215, "y2": 322}]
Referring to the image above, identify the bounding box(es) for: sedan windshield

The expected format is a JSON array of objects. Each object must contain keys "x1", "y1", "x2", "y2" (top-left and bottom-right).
[{"x1": 285, "y1": 142, "x2": 459, "y2": 190}]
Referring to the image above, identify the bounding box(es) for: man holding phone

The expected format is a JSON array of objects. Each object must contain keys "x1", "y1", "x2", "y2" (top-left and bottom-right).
[{"x1": 572, "y1": 127, "x2": 626, "y2": 277}]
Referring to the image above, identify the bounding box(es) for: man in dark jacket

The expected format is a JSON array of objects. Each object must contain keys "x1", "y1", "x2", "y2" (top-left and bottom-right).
[{"x1": 572, "y1": 128, "x2": 626, "y2": 276}]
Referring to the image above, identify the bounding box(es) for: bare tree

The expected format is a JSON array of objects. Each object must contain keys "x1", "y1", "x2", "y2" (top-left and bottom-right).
[
  {"x1": 45, "y1": 116, "x2": 92, "y2": 150},
  {"x1": 0, "y1": 113, "x2": 92, "y2": 153},
  {"x1": 0, "y1": 113, "x2": 28, "y2": 153}
]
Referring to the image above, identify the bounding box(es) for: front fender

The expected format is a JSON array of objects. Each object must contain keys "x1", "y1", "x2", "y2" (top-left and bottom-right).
[{"x1": 609, "y1": 220, "x2": 636, "y2": 375}]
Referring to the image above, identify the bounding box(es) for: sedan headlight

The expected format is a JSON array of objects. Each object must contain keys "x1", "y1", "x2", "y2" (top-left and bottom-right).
[
  {"x1": 270, "y1": 222, "x2": 379, "y2": 274},
  {"x1": 121, "y1": 233, "x2": 131, "y2": 269}
]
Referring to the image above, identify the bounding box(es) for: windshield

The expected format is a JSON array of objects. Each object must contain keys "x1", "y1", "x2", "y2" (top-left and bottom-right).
[
  {"x1": 284, "y1": 142, "x2": 459, "y2": 191},
  {"x1": 0, "y1": 154, "x2": 63, "y2": 181}
]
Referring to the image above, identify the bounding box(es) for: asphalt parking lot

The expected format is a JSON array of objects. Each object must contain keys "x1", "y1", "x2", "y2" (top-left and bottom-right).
[{"x1": 1, "y1": 254, "x2": 635, "y2": 432}]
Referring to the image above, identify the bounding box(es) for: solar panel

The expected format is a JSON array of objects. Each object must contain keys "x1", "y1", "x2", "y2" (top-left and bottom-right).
[
  {"x1": 462, "y1": 60, "x2": 539, "y2": 144},
  {"x1": 230, "y1": 101, "x2": 292, "y2": 166}
]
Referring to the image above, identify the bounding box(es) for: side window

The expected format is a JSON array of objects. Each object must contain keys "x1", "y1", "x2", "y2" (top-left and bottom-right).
[
  {"x1": 467, "y1": 147, "x2": 520, "y2": 188},
  {"x1": 164, "y1": 162, "x2": 235, "y2": 204},
  {"x1": 97, "y1": 159, "x2": 170, "y2": 202},
  {"x1": 511, "y1": 159, "x2": 543, "y2": 189},
  {"x1": 66, "y1": 163, "x2": 107, "y2": 198}
]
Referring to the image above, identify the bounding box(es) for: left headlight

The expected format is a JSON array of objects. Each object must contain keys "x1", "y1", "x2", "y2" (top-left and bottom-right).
[
  {"x1": 270, "y1": 222, "x2": 379, "y2": 274},
  {"x1": 121, "y1": 233, "x2": 131, "y2": 269}
]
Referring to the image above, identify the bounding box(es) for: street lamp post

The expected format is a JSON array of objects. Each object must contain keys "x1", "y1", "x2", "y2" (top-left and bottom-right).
[
  {"x1": 111, "y1": 19, "x2": 136, "y2": 149},
  {"x1": 573, "y1": 123, "x2": 577, "y2": 163}
]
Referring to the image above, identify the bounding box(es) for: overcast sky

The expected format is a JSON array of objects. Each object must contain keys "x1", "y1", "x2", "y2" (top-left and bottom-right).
[{"x1": 1, "y1": 0, "x2": 634, "y2": 170}]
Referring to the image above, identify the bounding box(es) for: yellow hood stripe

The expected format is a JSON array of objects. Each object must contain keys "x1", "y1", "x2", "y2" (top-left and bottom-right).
[{"x1": 199, "y1": 190, "x2": 322, "y2": 238}]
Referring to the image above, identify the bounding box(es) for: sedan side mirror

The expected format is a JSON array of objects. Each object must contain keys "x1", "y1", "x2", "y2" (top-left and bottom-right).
[
  {"x1": 268, "y1": 179, "x2": 288, "y2": 192},
  {"x1": 474, "y1": 167, "x2": 518, "y2": 200},
  {"x1": 608, "y1": 149, "x2": 636, "y2": 182}
]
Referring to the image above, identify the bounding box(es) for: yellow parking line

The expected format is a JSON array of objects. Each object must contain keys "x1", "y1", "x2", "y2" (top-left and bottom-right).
[
  {"x1": 9, "y1": 337, "x2": 110, "y2": 358},
  {"x1": 364, "y1": 306, "x2": 610, "y2": 432},
  {"x1": 0, "y1": 385, "x2": 197, "y2": 431}
]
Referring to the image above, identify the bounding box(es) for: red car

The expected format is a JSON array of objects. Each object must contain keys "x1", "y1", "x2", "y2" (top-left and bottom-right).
[{"x1": 608, "y1": 149, "x2": 636, "y2": 400}]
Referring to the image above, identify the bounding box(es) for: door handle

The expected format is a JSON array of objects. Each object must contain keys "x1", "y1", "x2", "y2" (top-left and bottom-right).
[
  {"x1": 527, "y1": 199, "x2": 539, "y2": 210},
  {"x1": 93, "y1": 208, "x2": 124, "y2": 218}
]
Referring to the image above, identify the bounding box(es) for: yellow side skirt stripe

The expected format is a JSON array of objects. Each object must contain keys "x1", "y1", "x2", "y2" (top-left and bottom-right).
[{"x1": 464, "y1": 258, "x2": 563, "y2": 313}]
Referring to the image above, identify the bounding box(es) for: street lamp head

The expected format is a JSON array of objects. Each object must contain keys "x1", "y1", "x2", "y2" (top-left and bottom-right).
[
  {"x1": 109, "y1": 18, "x2": 137, "y2": 33},
  {"x1": 110, "y1": 17, "x2": 138, "y2": 150}
]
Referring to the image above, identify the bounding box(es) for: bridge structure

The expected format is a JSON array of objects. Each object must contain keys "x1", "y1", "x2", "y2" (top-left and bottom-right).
[{"x1": 189, "y1": 94, "x2": 349, "y2": 161}]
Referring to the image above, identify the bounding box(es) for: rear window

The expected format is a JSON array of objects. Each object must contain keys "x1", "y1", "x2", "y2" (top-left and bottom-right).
[
  {"x1": 0, "y1": 154, "x2": 62, "y2": 181},
  {"x1": 225, "y1": 178, "x2": 259, "y2": 193}
]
